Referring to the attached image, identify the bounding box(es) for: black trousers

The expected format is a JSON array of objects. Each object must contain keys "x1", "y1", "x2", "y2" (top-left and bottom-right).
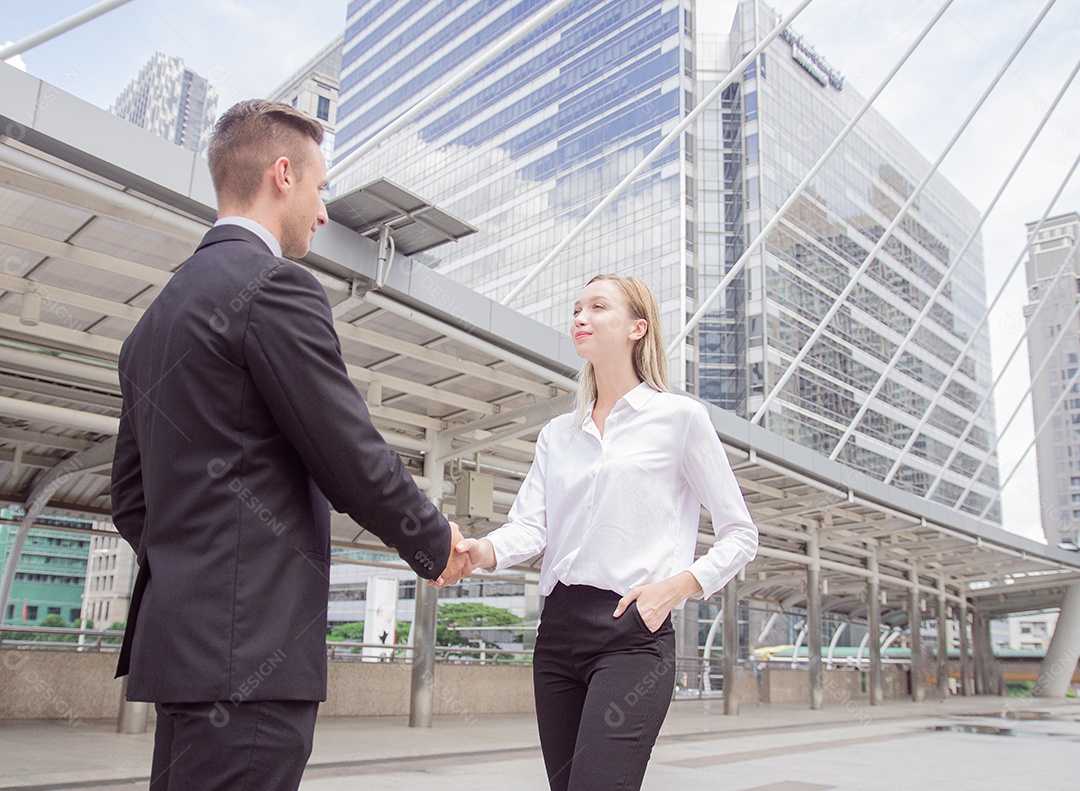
[
  {"x1": 533, "y1": 582, "x2": 676, "y2": 791},
  {"x1": 150, "y1": 699, "x2": 319, "y2": 791}
]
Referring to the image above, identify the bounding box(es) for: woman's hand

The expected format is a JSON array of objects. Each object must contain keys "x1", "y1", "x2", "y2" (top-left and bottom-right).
[
  {"x1": 454, "y1": 537, "x2": 497, "y2": 572},
  {"x1": 613, "y1": 572, "x2": 702, "y2": 632}
]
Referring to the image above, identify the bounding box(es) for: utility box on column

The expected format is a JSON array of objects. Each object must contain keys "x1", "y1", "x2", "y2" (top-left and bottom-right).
[{"x1": 455, "y1": 471, "x2": 494, "y2": 519}]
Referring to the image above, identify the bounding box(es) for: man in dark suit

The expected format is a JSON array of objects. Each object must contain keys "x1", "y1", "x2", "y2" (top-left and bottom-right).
[{"x1": 110, "y1": 99, "x2": 472, "y2": 790}]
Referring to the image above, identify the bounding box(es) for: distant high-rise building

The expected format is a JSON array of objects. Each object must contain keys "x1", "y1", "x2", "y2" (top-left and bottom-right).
[
  {"x1": 1023, "y1": 212, "x2": 1080, "y2": 545},
  {"x1": 1, "y1": 508, "x2": 90, "y2": 625},
  {"x1": 82, "y1": 527, "x2": 137, "y2": 629},
  {"x1": 267, "y1": 35, "x2": 343, "y2": 165},
  {"x1": 110, "y1": 52, "x2": 218, "y2": 155},
  {"x1": 333, "y1": 0, "x2": 998, "y2": 515}
]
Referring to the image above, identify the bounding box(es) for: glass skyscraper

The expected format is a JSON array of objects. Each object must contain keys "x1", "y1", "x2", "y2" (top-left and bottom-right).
[
  {"x1": 698, "y1": 2, "x2": 998, "y2": 517},
  {"x1": 335, "y1": 0, "x2": 698, "y2": 381},
  {"x1": 335, "y1": 0, "x2": 999, "y2": 517}
]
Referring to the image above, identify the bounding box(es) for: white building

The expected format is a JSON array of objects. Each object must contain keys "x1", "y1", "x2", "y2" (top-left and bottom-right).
[
  {"x1": 109, "y1": 52, "x2": 218, "y2": 155},
  {"x1": 266, "y1": 35, "x2": 343, "y2": 166},
  {"x1": 1022, "y1": 212, "x2": 1080, "y2": 545}
]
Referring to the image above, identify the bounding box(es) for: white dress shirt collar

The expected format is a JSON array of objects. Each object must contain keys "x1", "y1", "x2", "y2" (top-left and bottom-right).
[
  {"x1": 214, "y1": 216, "x2": 283, "y2": 258},
  {"x1": 579, "y1": 380, "x2": 658, "y2": 429}
]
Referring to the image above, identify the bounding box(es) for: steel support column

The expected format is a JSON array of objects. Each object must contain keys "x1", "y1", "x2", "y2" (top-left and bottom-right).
[
  {"x1": 676, "y1": 598, "x2": 701, "y2": 695},
  {"x1": 409, "y1": 429, "x2": 443, "y2": 728},
  {"x1": 1034, "y1": 583, "x2": 1080, "y2": 697},
  {"x1": 958, "y1": 598, "x2": 972, "y2": 696},
  {"x1": 723, "y1": 580, "x2": 739, "y2": 715},
  {"x1": 937, "y1": 578, "x2": 950, "y2": 698},
  {"x1": 867, "y1": 555, "x2": 883, "y2": 705},
  {"x1": 807, "y1": 533, "x2": 823, "y2": 710},
  {"x1": 972, "y1": 610, "x2": 992, "y2": 695},
  {"x1": 909, "y1": 567, "x2": 924, "y2": 702}
]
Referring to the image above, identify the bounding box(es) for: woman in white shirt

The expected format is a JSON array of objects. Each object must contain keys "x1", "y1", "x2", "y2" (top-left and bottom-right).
[{"x1": 456, "y1": 274, "x2": 758, "y2": 791}]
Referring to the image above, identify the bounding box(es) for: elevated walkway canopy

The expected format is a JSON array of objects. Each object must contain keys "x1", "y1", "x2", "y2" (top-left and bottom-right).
[{"x1": 2, "y1": 62, "x2": 1080, "y2": 708}]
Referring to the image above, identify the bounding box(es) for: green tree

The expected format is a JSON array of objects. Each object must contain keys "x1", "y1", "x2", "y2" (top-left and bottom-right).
[
  {"x1": 327, "y1": 621, "x2": 365, "y2": 642},
  {"x1": 103, "y1": 621, "x2": 126, "y2": 644},
  {"x1": 39, "y1": 613, "x2": 79, "y2": 642},
  {"x1": 436, "y1": 603, "x2": 522, "y2": 647}
]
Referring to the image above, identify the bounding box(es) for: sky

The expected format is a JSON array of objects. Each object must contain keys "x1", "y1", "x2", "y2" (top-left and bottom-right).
[{"x1": 5, "y1": 0, "x2": 1080, "y2": 543}]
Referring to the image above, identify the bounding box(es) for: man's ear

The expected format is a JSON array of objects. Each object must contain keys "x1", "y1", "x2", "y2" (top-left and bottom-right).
[{"x1": 270, "y1": 156, "x2": 292, "y2": 193}]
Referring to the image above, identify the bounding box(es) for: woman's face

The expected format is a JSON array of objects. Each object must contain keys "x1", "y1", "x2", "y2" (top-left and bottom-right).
[{"x1": 571, "y1": 280, "x2": 646, "y2": 364}]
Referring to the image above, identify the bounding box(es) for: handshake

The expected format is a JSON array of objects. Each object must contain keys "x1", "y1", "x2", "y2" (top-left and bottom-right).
[{"x1": 428, "y1": 522, "x2": 498, "y2": 588}]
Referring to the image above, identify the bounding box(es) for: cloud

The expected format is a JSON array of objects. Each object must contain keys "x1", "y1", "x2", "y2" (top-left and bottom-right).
[{"x1": 2, "y1": 44, "x2": 28, "y2": 72}]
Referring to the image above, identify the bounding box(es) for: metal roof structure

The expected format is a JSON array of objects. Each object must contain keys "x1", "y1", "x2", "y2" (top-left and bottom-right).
[{"x1": 1, "y1": 62, "x2": 1079, "y2": 636}]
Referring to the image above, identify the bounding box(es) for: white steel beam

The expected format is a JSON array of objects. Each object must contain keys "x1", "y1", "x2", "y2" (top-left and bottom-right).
[
  {"x1": 978, "y1": 347, "x2": 1080, "y2": 519},
  {"x1": 826, "y1": 1, "x2": 1062, "y2": 463},
  {"x1": 0, "y1": 224, "x2": 173, "y2": 286},
  {"x1": 754, "y1": 2, "x2": 1061, "y2": 428},
  {"x1": 930, "y1": 215, "x2": 1080, "y2": 499},
  {"x1": 668, "y1": 0, "x2": 956, "y2": 356},
  {"x1": 0, "y1": 0, "x2": 136, "y2": 60},
  {"x1": 952, "y1": 240, "x2": 1080, "y2": 510},
  {"x1": 883, "y1": 146, "x2": 1080, "y2": 484}
]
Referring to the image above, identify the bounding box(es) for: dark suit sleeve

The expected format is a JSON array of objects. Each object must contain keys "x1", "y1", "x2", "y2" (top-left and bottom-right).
[
  {"x1": 243, "y1": 262, "x2": 450, "y2": 578},
  {"x1": 110, "y1": 392, "x2": 146, "y2": 554}
]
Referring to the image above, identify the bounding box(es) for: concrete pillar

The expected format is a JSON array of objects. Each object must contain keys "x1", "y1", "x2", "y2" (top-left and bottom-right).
[
  {"x1": 867, "y1": 555, "x2": 883, "y2": 706},
  {"x1": 723, "y1": 580, "x2": 739, "y2": 715},
  {"x1": 115, "y1": 677, "x2": 149, "y2": 734},
  {"x1": 937, "y1": 578, "x2": 949, "y2": 698},
  {"x1": 410, "y1": 430, "x2": 443, "y2": 728},
  {"x1": 807, "y1": 533, "x2": 823, "y2": 710},
  {"x1": 972, "y1": 610, "x2": 992, "y2": 695},
  {"x1": 1034, "y1": 583, "x2": 1080, "y2": 697},
  {"x1": 958, "y1": 598, "x2": 972, "y2": 696},
  {"x1": 676, "y1": 598, "x2": 701, "y2": 694},
  {"x1": 523, "y1": 570, "x2": 541, "y2": 652},
  {"x1": 908, "y1": 567, "x2": 924, "y2": 702}
]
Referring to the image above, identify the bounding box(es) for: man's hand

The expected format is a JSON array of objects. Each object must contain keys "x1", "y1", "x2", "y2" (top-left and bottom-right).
[
  {"x1": 454, "y1": 537, "x2": 496, "y2": 572},
  {"x1": 431, "y1": 522, "x2": 473, "y2": 588},
  {"x1": 612, "y1": 572, "x2": 702, "y2": 632}
]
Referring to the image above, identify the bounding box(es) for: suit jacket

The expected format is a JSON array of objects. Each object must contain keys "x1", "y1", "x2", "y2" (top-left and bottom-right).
[{"x1": 111, "y1": 224, "x2": 450, "y2": 703}]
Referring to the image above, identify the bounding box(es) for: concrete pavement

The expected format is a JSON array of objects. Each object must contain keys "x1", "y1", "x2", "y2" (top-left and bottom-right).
[{"x1": 1, "y1": 695, "x2": 1077, "y2": 790}]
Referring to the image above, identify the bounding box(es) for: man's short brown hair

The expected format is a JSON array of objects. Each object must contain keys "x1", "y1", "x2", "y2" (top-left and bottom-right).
[{"x1": 207, "y1": 100, "x2": 324, "y2": 208}]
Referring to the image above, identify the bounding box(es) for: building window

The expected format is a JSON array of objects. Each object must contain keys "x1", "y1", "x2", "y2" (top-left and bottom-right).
[
  {"x1": 26, "y1": 606, "x2": 38, "y2": 621},
  {"x1": 317, "y1": 95, "x2": 330, "y2": 121}
]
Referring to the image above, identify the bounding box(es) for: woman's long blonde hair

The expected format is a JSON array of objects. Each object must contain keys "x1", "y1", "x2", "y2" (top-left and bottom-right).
[{"x1": 574, "y1": 274, "x2": 670, "y2": 424}]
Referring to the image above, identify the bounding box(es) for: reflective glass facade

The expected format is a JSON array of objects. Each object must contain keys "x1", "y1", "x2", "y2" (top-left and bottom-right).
[
  {"x1": 336, "y1": 0, "x2": 697, "y2": 385},
  {"x1": 697, "y1": 1, "x2": 999, "y2": 516},
  {"x1": 336, "y1": 0, "x2": 999, "y2": 516}
]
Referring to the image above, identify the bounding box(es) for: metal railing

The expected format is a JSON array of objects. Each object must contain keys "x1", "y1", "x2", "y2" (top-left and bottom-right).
[
  {"x1": 0, "y1": 624, "x2": 123, "y2": 651},
  {"x1": 326, "y1": 640, "x2": 533, "y2": 665}
]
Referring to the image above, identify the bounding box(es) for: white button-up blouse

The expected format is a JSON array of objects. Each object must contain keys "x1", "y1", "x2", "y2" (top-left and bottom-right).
[{"x1": 486, "y1": 382, "x2": 759, "y2": 600}]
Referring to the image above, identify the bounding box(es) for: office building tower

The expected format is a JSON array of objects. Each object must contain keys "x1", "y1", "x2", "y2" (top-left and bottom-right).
[
  {"x1": 82, "y1": 527, "x2": 137, "y2": 628},
  {"x1": 1022, "y1": 212, "x2": 1080, "y2": 545},
  {"x1": 109, "y1": 52, "x2": 218, "y2": 155},
  {"x1": 335, "y1": 0, "x2": 697, "y2": 382},
  {"x1": 696, "y1": 1, "x2": 998, "y2": 515},
  {"x1": 334, "y1": 0, "x2": 998, "y2": 515},
  {"x1": 267, "y1": 34, "x2": 344, "y2": 165},
  {"x1": 1, "y1": 509, "x2": 90, "y2": 625}
]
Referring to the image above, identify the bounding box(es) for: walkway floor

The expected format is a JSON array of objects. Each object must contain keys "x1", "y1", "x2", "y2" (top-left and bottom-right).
[{"x1": 1, "y1": 695, "x2": 1077, "y2": 790}]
